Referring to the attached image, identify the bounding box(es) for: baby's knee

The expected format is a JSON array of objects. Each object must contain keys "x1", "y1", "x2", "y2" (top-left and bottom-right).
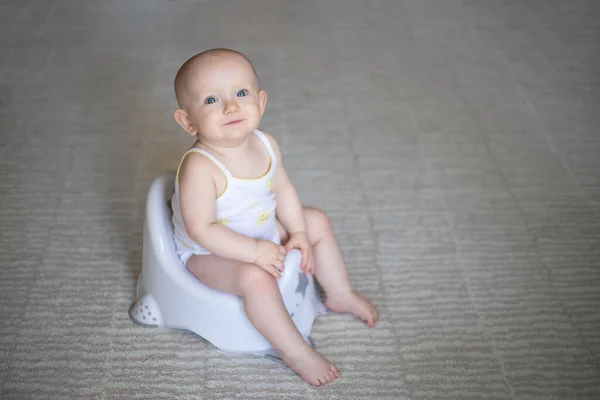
[
  {"x1": 306, "y1": 207, "x2": 333, "y2": 234},
  {"x1": 238, "y1": 264, "x2": 277, "y2": 294}
]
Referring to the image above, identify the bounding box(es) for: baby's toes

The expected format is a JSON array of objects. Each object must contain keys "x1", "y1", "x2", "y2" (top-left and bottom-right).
[
  {"x1": 372, "y1": 305, "x2": 379, "y2": 321},
  {"x1": 332, "y1": 365, "x2": 340, "y2": 378},
  {"x1": 326, "y1": 366, "x2": 338, "y2": 382},
  {"x1": 367, "y1": 309, "x2": 378, "y2": 327},
  {"x1": 326, "y1": 371, "x2": 334, "y2": 383}
]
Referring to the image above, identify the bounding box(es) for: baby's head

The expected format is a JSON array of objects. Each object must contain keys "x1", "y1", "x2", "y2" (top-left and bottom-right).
[{"x1": 173, "y1": 48, "x2": 267, "y2": 146}]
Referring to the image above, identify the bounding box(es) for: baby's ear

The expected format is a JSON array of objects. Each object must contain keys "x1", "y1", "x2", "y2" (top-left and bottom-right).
[
  {"x1": 174, "y1": 109, "x2": 197, "y2": 136},
  {"x1": 258, "y1": 90, "x2": 267, "y2": 116}
]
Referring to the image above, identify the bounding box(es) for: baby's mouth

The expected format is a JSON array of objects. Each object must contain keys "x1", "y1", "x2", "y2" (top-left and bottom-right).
[{"x1": 223, "y1": 119, "x2": 245, "y2": 126}]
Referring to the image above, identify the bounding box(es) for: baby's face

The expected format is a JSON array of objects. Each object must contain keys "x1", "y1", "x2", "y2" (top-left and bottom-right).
[{"x1": 183, "y1": 55, "x2": 265, "y2": 146}]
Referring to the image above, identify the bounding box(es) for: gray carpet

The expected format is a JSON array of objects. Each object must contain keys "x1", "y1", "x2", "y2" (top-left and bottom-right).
[{"x1": 1, "y1": 0, "x2": 600, "y2": 398}]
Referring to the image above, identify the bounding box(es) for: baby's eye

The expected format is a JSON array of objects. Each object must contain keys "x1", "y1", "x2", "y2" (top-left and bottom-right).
[
  {"x1": 205, "y1": 97, "x2": 217, "y2": 104},
  {"x1": 236, "y1": 90, "x2": 248, "y2": 97}
]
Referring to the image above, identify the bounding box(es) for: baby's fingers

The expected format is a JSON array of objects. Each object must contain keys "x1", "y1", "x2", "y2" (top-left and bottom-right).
[
  {"x1": 305, "y1": 254, "x2": 315, "y2": 274},
  {"x1": 266, "y1": 264, "x2": 281, "y2": 278},
  {"x1": 275, "y1": 251, "x2": 285, "y2": 262},
  {"x1": 273, "y1": 260, "x2": 284, "y2": 273},
  {"x1": 303, "y1": 261, "x2": 311, "y2": 274},
  {"x1": 300, "y1": 247, "x2": 311, "y2": 270}
]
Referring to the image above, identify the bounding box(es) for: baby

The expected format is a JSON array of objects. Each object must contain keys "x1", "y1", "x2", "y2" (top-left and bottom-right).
[{"x1": 170, "y1": 48, "x2": 378, "y2": 386}]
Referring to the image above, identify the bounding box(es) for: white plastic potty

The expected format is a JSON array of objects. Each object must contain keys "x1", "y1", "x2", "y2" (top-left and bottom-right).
[{"x1": 129, "y1": 172, "x2": 327, "y2": 356}]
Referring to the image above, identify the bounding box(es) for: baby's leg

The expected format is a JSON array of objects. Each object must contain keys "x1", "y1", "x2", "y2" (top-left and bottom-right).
[
  {"x1": 279, "y1": 207, "x2": 379, "y2": 327},
  {"x1": 186, "y1": 255, "x2": 339, "y2": 385}
]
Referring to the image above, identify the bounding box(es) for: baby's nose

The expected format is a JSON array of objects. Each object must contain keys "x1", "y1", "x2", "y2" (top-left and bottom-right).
[{"x1": 223, "y1": 100, "x2": 240, "y2": 113}]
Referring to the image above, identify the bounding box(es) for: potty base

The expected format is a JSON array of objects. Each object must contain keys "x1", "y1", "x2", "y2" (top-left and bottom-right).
[{"x1": 129, "y1": 293, "x2": 162, "y2": 328}]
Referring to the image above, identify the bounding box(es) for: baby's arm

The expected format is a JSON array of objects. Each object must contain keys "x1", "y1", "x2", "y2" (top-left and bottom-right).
[
  {"x1": 178, "y1": 153, "x2": 259, "y2": 263},
  {"x1": 266, "y1": 133, "x2": 315, "y2": 272},
  {"x1": 266, "y1": 134, "x2": 306, "y2": 234}
]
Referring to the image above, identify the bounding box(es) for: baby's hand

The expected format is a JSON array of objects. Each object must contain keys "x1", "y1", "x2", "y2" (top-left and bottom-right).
[
  {"x1": 285, "y1": 232, "x2": 314, "y2": 274},
  {"x1": 254, "y1": 240, "x2": 287, "y2": 278}
]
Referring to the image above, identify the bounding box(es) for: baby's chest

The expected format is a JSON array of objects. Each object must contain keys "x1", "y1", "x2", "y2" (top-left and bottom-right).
[
  {"x1": 226, "y1": 153, "x2": 271, "y2": 179},
  {"x1": 213, "y1": 169, "x2": 274, "y2": 198}
]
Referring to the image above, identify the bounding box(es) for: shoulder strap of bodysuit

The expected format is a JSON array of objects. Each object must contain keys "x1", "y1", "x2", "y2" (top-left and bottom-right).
[
  {"x1": 252, "y1": 130, "x2": 278, "y2": 169},
  {"x1": 175, "y1": 147, "x2": 233, "y2": 184}
]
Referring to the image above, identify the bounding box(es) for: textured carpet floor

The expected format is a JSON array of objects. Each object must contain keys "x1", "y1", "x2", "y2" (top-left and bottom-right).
[{"x1": 1, "y1": 0, "x2": 600, "y2": 399}]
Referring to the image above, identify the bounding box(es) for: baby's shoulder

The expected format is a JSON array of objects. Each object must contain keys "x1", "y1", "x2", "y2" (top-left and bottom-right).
[
  {"x1": 257, "y1": 130, "x2": 282, "y2": 157},
  {"x1": 258, "y1": 129, "x2": 276, "y2": 143},
  {"x1": 177, "y1": 148, "x2": 221, "y2": 184}
]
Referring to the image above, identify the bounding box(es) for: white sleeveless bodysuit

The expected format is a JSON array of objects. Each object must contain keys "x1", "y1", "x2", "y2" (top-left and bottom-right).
[{"x1": 171, "y1": 130, "x2": 280, "y2": 266}]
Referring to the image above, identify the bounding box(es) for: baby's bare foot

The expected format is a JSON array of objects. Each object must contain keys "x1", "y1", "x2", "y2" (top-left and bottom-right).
[
  {"x1": 280, "y1": 345, "x2": 340, "y2": 386},
  {"x1": 326, "y1": 291, "x2": 379, "y2": 327}
]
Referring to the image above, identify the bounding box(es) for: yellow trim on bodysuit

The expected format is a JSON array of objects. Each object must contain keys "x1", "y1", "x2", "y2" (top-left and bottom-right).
[
  {"x1": 233, "y1": 157, "x2": 272, "y2": 181},
  {"x1": 176, "y1": 149, "x2": 229, "y2": 199},
  {"x1": 227, "y1": 133, "x2": 273, "y2": 181}
]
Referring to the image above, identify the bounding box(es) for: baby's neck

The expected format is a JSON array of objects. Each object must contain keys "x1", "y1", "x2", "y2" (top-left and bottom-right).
[{"x1": 197, "y1": 131, "x2": 255, "y2": 157}]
